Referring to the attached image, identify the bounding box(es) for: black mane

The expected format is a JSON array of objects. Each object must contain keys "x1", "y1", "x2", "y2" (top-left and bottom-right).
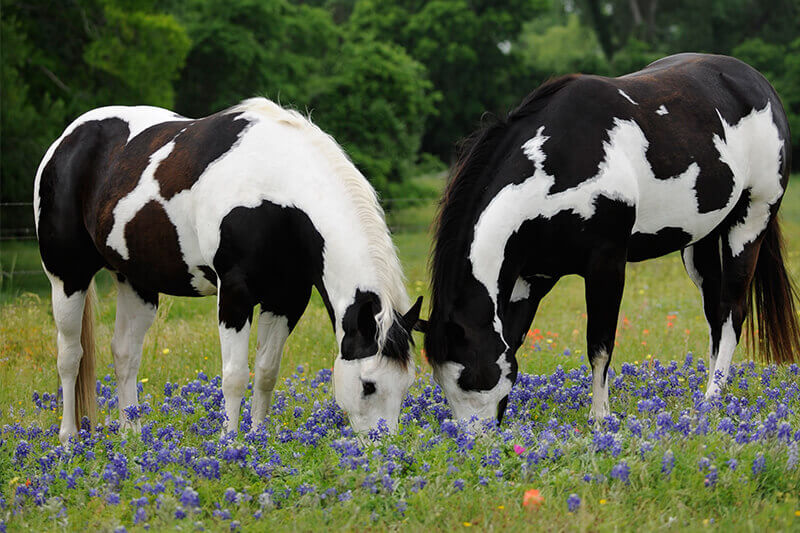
[{"x1": 426, "y1": 75, "x2": 577, "y2": 363}]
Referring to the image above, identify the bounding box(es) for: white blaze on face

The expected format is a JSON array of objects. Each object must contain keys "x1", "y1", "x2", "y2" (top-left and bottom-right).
[
  {"x1": 334, "y1": 354, "x2": 415, "y2": 433},
  {"x1": 656, "y1": 105, "x2": 669, "y2": 116},
  {"x1": 433, "y1": 357, "x2": 513, "y2": 422}
]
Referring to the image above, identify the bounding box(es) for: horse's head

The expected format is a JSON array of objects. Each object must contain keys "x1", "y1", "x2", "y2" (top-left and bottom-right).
[
  {"x1": 334, "y1": 292, "x2": 423, "y2": 434},
  {"x1": 422, "y1": 283, "x2": 515, "y2": 424}
]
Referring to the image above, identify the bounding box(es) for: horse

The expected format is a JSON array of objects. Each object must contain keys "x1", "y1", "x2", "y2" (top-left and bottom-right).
[
  {"x1": 422, "y1": 53, "x2": 800, "y2": 424},
  {"x1": 33, "y1": 97, "x2": 422, "y2": 445}
]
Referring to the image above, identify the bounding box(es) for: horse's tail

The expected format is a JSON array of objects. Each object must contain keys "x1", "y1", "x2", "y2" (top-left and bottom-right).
[
  {"x1": 747, "y1": 216, "x2": 800, "y2": 364},
  {"x1": 76, "y1": 282, "x2": 97, "y2": 430}
]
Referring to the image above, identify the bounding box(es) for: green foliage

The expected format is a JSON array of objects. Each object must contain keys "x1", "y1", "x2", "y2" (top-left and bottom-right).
[
  {"x1": 310, "y1": 40, "x2": 438, "y2": 198},
  {"x1": 733, "y1": 37, "x2": 800, "y2": 161},
  {"x1": 349, "y1": 0, "x2": 548, "y2": 159},
  {"x1": 0, "y1": 15, "x2": 68, "y2": 203},
  {"x1": 1, "y1": 0, "x2": 191, "y2": 203},
  {"x1": 170, "y1": 0, "x2": 340, "y2": 116},
  {"x1": 2, "y1": 0, "x2": 800, "y2": 208},
  {"x1": 83, "y1": 3, "x2": 190, "y2": 107},
  {"x1": 518, "y1": 14, "x2": 609, "y2": 76}
]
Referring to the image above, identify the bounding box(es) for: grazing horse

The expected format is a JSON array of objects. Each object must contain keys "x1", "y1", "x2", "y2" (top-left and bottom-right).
[
  {"x1": 34, "y1": 97, "x2": 422, "y2": 445},
  {"x1": 423, "y1": 53, "x2": 799, "y2": 423}
]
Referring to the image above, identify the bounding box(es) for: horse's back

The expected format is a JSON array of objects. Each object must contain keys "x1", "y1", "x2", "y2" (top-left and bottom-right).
[{"x1": 512, "y1": 53, "x2": 790, "y2": 261}]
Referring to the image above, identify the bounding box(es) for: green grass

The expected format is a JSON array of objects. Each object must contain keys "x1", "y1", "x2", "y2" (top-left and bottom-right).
[{"x1": 1, "y1": 180, "x2": 799, "y2": 531}]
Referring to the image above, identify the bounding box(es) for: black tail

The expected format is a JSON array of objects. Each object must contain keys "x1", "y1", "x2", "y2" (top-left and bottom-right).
[{"x1": 747, "y1": 216, "x2": 800, "y2": 364}]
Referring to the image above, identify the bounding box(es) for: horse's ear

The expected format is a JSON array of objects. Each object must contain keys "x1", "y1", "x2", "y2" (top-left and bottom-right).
[{"x1": 401, "y1": 296, "x2": 423, "y2": 333}]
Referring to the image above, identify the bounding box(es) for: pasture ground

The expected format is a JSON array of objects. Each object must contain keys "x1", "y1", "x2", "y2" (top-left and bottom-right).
[{"x1": 1, "y1": 177, "x2": 799, "y2": 531}]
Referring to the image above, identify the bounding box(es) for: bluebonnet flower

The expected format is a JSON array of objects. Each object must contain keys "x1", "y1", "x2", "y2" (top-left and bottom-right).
[
  {"x1": 752, "y1": 454, "x2": 766, "y2": 475},
  {"x1": 453, "y1": 479, "x2": 465, "y2": 491},
  {"x1": 662, "y1": 450, "x2": 675, "y2": 475},
  {"x1": 611, "y1": 461, "x2": 630, "y2": 483},
  {"x1": 567, "y1": 493, "x2": 581, "y2": 512},
  {"x1": 395, "y1": 500, "x2": 407, "y2": 515},
  {"x1": 180, "y1": 487, "x2": 200, "y2": 508}
]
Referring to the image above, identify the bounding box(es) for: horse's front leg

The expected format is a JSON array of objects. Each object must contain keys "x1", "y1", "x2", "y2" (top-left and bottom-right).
[
  {"x1": 250, "y1": 311, "x2": 291, "y2": 428},
  {"x1": 217, "y1": 277, "x2": 253, "y2": 435},
  {"x1": 584, "y1": 249, "x2": 627, "y2": 420}
]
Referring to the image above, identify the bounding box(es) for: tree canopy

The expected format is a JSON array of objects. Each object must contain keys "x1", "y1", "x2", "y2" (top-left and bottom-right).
[{"x1": 2, "y1": 0, "x2": 799, "y2": 206}]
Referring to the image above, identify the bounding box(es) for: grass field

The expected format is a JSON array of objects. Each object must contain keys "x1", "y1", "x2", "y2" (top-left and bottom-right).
[{"x1": 1, "y1": 179, "x2": 799, "y2": 531}]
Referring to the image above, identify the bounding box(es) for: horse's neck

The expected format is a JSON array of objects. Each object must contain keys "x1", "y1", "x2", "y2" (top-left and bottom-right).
[{"x1": 318, "y1": 236, "x2": 381, "y2": 340}]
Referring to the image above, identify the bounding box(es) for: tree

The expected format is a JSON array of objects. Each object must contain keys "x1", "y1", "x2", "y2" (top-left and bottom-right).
[
  {"x1": 168, "y1": 0, "x2": 340, "y2": 117},
  {"x1": 0, "y1": 0, "x2": 190, "y2": 203},
  {"x1": 348, "y1": 0, "x2": 548, "y2": 160},
  {"x1": 309, "y1": 40, "x2": 438, "y2": 197},
  {"x1": 733, "y1": 38, "x2": 800, "y2": 163}
]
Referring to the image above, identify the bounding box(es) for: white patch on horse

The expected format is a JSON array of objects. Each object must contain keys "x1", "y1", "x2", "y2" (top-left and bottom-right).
[
  {"x1": 713, "y1": 104, "x2": 785, "y2": 256},
  {"x1": 112, "y1": 279, "x2": 157, "y2": 431},
  {"x1": 107, "y1": 140, "x2": 178, "y2": 259},
  {"x1": 470, "y1": 120, "x2": 640, "y2": 313},
  {"x1": 510, "y1": 277, "x2": 531, "y2": 302},
  {"x1": 334, "y1": 353, "x2": 415, "y2": 433},
  {"x1": 656, "y1": 105, "x2": 669, "y2": 116},
  {"x1": 618, "y1": 89, "x2": 638, "y2": 105},
  {"x1": 432, "y1": 356, "x2": 513, "y2": 422},
  {"x1": 193, "y1": 99, "x2": 408, "y2": 338},
  {"x1": 219, "y1": 319, "x2": 251, "y2": 434},
  {"x1": 589, "y1": 349, "x2": 610, "y2": 419},
  {"x1": 705, "y1": 313, "x2": 736, "y2": 398},
  {"x1": 43, "y1": 270, "x2": 87, "y2": 444},
  {"x1": 251, "y1": 312, "x2": 290, "y2": 426}
]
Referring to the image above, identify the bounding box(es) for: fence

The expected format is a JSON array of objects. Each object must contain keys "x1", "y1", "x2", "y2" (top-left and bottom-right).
[{"x1": 0, "y1": 199, "x2": 435, "y2": 280}]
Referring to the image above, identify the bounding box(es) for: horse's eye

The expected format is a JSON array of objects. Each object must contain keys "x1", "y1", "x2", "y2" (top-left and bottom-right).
[{"x1": 362, "y1": 381, "x2": 377, "y2": 397}]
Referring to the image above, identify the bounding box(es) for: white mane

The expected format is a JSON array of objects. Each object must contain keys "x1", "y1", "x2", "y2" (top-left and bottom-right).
[{"x1": 234, "y1": 98, "x2": 410, "y2": 345}]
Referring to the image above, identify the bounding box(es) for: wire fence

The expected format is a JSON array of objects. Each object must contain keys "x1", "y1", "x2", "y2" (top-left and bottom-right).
[{"x1": 0, "y1": 199, "x2": 434, "y2": 279}]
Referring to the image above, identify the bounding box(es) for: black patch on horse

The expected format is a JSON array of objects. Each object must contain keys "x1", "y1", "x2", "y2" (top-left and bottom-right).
[
  {"x1": 214, "y1": 200, "x2": 327, "y2": 332},
  {"x1": 628, "y1": 228, "x2": 693, "y2": 262},
  {"x1": 120, "y1": 200, "x2": 197, "y2": 296},
  {"x1": 37, "y1": 118, "x2": 130, "y2": 296}
]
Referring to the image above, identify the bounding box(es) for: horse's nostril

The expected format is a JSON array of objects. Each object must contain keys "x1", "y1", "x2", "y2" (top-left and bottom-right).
[{"x1": 362, "y1": 380, "x2": 376, "y2": 397}]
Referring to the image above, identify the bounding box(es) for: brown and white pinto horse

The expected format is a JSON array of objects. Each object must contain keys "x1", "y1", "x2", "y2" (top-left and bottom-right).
[
  {"x1": 34, "y1": 98, "x2": 422, "y2": 444},
  {"x1": 423, "y1": 54, "x2": 799, "y2": 424}
]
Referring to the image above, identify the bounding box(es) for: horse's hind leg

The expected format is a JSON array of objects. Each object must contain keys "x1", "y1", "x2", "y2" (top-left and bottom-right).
[
  {"x1": 111, "y1": 277, "x2": 157, "y2": 432},
  {"x1": 584, "y1": 249, "x2": 627, "y2": 419},
  {"x1": 681, "y1": 236, "x2": 723, "y2": 376},
  {"x1": 250, "y1": 283, "x2": 313, "y2": 428},
  {"x1": 46, "y1": 272, "x2": 91, "y2": 444},
  {"x1": 217, "y1": 275, "x2": 254, "y2": 434},
  {"x1": 704, "y1": 230, "x2": 763, "y2": 397}
]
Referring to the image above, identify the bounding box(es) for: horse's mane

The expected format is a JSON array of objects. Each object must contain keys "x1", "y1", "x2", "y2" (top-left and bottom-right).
[
  {"x1": 427, "y1": 75, "x2": 577, "y2": 362},
  {"x1": 235, "y1": 98, "x2": 411, "y2": 359}
]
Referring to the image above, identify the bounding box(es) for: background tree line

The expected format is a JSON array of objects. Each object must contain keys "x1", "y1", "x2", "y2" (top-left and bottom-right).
[{"x1": 2, "y1": 0, "x2": 799, "y2": 209}]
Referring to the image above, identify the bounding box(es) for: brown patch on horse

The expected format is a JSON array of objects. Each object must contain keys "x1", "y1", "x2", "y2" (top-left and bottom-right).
[
  {"x1": 118, "y1": 200, "x2": 197, "y2": 295},
  {"x1": 155, "y1": 112, "x2": 250, "y2": 200}
]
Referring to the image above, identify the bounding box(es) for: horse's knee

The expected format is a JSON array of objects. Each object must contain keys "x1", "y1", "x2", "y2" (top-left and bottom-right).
[{"x1": 222, "y1": 367, "x2": 249, "y2": 396}]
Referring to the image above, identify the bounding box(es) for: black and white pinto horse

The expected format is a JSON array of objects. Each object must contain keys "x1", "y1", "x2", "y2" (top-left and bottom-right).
[
  {"x1": 424, "y1": 54, "x2": 800, "y2": 423},
  {"x1": 34, "y1": 97, "x2": 422, "y2": 444}
]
